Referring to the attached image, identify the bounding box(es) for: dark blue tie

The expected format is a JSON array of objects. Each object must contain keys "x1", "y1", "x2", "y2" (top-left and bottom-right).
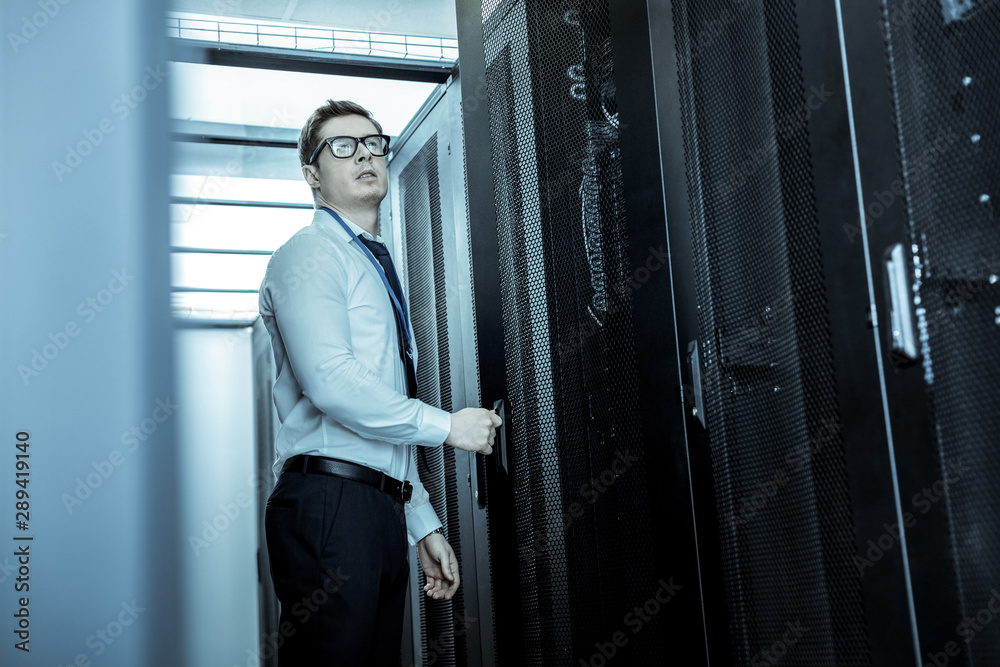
[{"x1": 358, "y1": 237, "x2": 418, "y2": 399}]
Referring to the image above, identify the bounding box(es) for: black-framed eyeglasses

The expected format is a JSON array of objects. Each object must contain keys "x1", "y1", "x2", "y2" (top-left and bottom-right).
[{"x1": 308, "y1": 135, "x2": 391, "y2": 163}]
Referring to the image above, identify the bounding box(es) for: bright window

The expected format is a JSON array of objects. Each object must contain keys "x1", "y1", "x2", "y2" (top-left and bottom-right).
[{"x1": 169, "y1": 60, "x2": 440, "y2": 321}]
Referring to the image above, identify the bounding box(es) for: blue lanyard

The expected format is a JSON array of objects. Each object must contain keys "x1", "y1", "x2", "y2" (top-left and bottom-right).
[{"x1": 320, "y1": 208, "x2": 412, "y2": 353}]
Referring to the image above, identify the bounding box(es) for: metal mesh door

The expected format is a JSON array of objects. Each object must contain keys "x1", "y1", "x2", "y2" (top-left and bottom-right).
[
  {"x1": 480, "y1": 1, "x2": 662, "y2": 664},
  {"x1": 400, "y1": 132, "x2": 471, "y2": 666},
  {"x1": 882, "y1": 0, "x2": 1000, "y2": 663},
  {"x1": 670, "y1": 0, "x2": 871, "y2": 664}
]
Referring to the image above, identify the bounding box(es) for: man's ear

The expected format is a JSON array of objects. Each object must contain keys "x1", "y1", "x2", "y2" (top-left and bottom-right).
[{"x1": 302, "y1": 163, "x2": 320, "y2": 189}]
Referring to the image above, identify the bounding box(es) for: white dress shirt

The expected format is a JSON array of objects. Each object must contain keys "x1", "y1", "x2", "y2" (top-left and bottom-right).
[{"x1": 259, "y1": 208, "x2": 452, "y2": 545}]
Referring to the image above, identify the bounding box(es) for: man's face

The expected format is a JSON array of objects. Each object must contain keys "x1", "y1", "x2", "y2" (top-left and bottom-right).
[{"x1": 306, "y1": 113, "x2": 388, "y2": 210}]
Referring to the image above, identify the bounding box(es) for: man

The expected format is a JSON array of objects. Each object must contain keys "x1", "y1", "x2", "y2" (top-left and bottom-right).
[{"x1": 259, "y1": 99, "x2": 501, "y2": 665}]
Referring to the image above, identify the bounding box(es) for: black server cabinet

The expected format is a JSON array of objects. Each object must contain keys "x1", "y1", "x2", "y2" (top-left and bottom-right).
[
  {"x1": 457, "y1": 0, "x2": 706, "y2": 664},
  {"x1": 651, "y1": 0, "x2": 912, "y2": 665},
  {"x1": 841, "y1": 0, "x2": 1000, "y2": 665},
  {"x1": 653, "y1": 0, "x2": 1000, "y2": 666},
  {"x1": 455, "y1": 0, "x2": 999, "y2": 665},
  {"x1": 650, "y1": 0, "x2": 923, "y2": 665}
]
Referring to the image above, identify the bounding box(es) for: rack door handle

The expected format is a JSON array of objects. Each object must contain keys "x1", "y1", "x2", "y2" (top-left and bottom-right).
[{"x1": 885, "y1": 243, "x2": 919, "y2": 365}]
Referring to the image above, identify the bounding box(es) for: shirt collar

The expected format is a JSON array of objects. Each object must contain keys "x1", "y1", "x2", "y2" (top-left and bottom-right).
[{"x1": 312, "y1": 208, "x2": 384, "y2": 244}]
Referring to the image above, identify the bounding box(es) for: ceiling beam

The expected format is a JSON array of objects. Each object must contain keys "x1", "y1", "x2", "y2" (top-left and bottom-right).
[{"x1": 169, "y1": 38, "x2": 455, "y2": 83}]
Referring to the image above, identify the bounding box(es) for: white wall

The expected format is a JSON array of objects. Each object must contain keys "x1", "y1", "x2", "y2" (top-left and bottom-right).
[{"x1": 175, "y1": 327, "x2": 260, "y2": 667}]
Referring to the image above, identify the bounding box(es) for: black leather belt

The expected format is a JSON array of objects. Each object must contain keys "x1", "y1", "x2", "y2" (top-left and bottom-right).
[{"x1": 282, "y1": 454, "x2": 412, "y2": 503}]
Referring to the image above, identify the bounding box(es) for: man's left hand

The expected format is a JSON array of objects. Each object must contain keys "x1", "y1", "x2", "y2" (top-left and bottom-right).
[{"x1": 417, "y1": 532, "x2": 460, "y2": 600}]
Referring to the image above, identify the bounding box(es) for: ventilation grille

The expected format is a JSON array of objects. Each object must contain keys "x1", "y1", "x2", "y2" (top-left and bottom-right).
[
  {"x1": 671, "y1": 0, "x2": 870, "y2": 663},
  {"x1": 401, "y1": 132, "x2": 468, "y2": 666},
  {"x1": 482, "y1": 1, "x2": 661, "y2": 664},
  {"x1": 883, "y1": 0, "x2": 1000, "y2": 663}
]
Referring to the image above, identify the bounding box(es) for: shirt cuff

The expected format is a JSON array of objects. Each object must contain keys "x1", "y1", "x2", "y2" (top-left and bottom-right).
[
  {"x1": 415, "y1": 404, "x2": 452, "y2": 447},
  {"x1": 405, "y1": 501, "x2": 442, "y2": 547}
]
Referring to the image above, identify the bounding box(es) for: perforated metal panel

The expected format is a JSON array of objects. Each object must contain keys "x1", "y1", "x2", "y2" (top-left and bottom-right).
[
  {"x1": 482, "y1": 1, "x2": 661, "y2": 664},
  {"x1": 883, "y1": 0, "x2": 1000, "y2": 663},
  {"x1": 400, "y1": 132, "x2": 467, "y2": 666},
  {"x1": 671, "y1": 0, "x2": 871, "y2": 664}
]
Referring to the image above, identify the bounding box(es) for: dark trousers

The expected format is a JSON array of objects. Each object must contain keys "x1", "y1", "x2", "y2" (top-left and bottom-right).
[{"x1": 265, "y1": 468, "x2": 409, "y2": 666}]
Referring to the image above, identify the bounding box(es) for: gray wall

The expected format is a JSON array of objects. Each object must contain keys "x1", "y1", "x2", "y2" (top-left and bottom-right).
[{"x1": 0, "y1": 0, "x2": 181, "y2": 665}]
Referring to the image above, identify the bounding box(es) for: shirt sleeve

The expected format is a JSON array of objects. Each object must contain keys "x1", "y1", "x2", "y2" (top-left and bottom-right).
[
  {"x1": 265, "y1": 234, "x2": 452, "y2": 447},
  {"x1": 403, "y1": 444, "x2": 443, "y2": 546}
]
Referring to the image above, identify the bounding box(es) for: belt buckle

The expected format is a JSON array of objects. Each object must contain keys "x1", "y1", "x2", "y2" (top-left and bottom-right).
[{"x1": 402, "y1": 481, "x2": 412, "y2": 503}]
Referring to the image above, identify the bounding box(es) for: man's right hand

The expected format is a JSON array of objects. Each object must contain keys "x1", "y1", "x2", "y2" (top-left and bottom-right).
[{"x1": 445, "y1": 407, "x2": 503, "y2": 455}]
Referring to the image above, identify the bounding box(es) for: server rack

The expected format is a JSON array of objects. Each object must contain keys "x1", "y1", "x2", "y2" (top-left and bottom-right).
[
  {"x1": 842, "y1": 0, "x2": 1000, "y2": 664},
  {"x1": 648, "y1": 0, "x2": 999, "y2": 664},
  {"x1": 418, "y1": 0, "x2": 1000, "y2": 664},
  {"x1": 457, "y1": 0, "x2": 706, "y2": 664},
  {"x1": 654, "y1": 0, "x2": 914, "y2": 663},
  {"x1": 386, "y1": 74, "x2": 496, "y2": 667}
]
